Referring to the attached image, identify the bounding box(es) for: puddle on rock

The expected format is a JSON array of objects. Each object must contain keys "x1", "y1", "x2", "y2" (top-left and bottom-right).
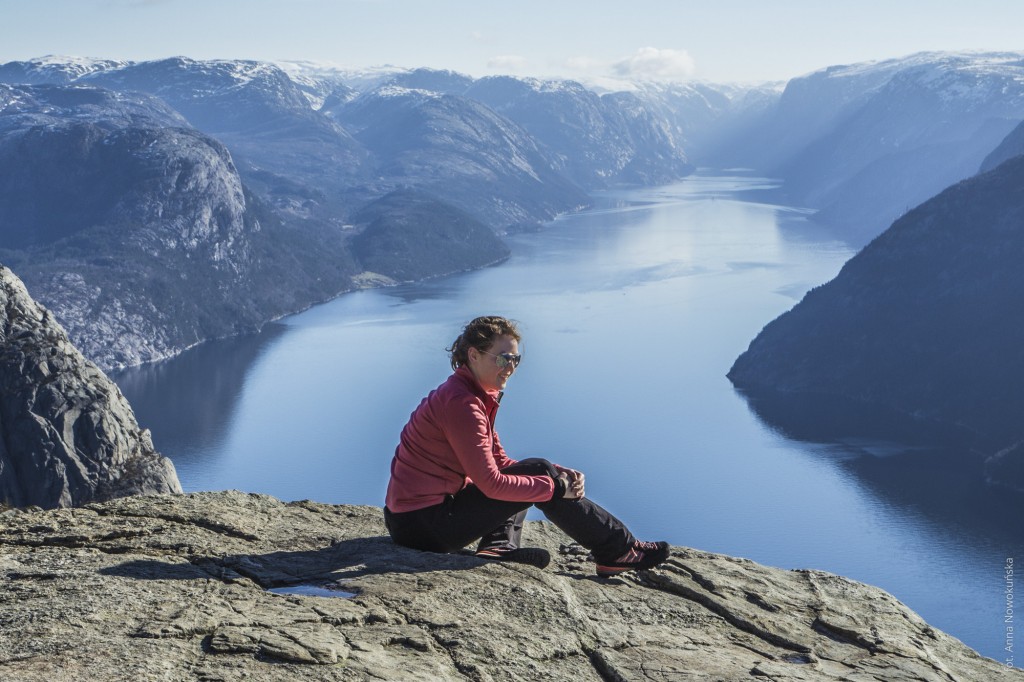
[{"x1": 268, "y1": 584, "x2": 357, "y2": 599}]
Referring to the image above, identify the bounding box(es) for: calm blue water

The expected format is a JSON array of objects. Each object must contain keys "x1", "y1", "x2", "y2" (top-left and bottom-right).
[{"x1": 114, "y1": 173, "x2": 1023, "y2": 663}]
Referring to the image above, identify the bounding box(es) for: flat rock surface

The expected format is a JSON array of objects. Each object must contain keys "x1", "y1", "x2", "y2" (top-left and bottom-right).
[{"x1": 0, "y1": 490, "x2": 1017, "y2": 681}]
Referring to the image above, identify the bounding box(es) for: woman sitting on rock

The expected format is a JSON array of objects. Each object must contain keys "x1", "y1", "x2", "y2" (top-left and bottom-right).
[{"x1": 384, "y1": 315, "x2": 669, "y2": 576}]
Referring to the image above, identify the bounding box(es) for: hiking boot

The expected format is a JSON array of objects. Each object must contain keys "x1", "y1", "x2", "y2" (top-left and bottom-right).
[
  {"x1": 475, "y1": 546, "x2": 551, "y2": 569},
  {"x1": 595, "y1": 540, "x2": 670, "y2": 577}
]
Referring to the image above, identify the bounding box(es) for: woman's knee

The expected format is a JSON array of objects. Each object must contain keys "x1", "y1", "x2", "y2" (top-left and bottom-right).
[{"x1": 503, "y1": 457, "x2": 558, "y2": 478}]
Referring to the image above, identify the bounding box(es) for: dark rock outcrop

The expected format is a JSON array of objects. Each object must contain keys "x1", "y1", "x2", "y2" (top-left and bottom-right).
[
  {"x1": 0, "y1": 265, "x2": 181, "y2": 509},
  {"x1": 0, "y1": 491, "x2": 1014, "y2": 680},
  {"x1": 728, "y1": 153, "x2": 1024, "y2": 490}
]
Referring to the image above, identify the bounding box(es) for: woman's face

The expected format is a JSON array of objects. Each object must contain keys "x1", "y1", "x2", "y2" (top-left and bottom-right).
[{"x1": 467, "y1": 334, "x2": 520, "y2": 393}]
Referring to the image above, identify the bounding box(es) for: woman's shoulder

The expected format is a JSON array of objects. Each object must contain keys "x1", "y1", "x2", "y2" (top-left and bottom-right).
[{"x1": 430, "y1": 370, "x2": 490, "y2": 415}]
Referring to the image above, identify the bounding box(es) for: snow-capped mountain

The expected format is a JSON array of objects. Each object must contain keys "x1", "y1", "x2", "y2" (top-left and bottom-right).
[
  {"x1": 1, "y1": 57, "x2": 661, "y2": 367},
  {"x1": 275, "y1": 61, "x2": 411, "y2": 96},
  {"x1": 0, "y1": 81, "x2": 188, "y2": 136},
  {"x1": 10, "y1": 58, "x2": 619, "y2": 229},
  {"x1": 0, "y1": 55, "x2": 128, "y2": 85},
  {"x1": 282, "y1": 64, "x2": 700, "y2": 189}
]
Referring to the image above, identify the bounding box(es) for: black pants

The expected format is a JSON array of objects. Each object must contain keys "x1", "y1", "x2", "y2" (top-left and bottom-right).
[{"x1": 383, "y1": 458, "x2": 635, "y2": 563}]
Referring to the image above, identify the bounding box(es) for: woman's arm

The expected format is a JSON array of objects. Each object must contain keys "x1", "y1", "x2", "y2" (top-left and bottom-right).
[{"x1": 444, "y1": 396, "x2": 557, "y2": 502}]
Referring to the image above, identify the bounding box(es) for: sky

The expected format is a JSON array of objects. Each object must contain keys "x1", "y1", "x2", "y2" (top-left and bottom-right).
[{"x1": 1, "y1": 0, "x2": 1023, "y2": 84}]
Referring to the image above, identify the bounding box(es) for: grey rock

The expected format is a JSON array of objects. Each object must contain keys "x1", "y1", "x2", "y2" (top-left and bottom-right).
[
  {"x1": 0, "y1": 490, "x2": 1015, "y2": 681},
  {"x1": 0, "y1": 264, "x2": 181, "y2": 508}
]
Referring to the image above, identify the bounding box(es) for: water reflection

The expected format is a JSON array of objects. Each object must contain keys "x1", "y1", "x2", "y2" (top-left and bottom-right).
[
  {"x1": 844, "y1": 447, "x2": 1024, "y2": 546},
  {"x1": 733, "y1": 384, "x2": 1024, "y2": 541},
  {"x1": 112, "y1": 324, "x2": 288, "y2": 481}
]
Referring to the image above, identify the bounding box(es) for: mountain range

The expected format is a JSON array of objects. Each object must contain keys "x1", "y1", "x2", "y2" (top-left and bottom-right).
[
  {"x1": 0, "y1": 56, "x2": 698, "y2": 369},
  {"x1": 2, "y1": 51, "x2": 1024, "y2": 386},
  {"x1": 719, "y1": 52, "x2": 1024, "y2": 244}
]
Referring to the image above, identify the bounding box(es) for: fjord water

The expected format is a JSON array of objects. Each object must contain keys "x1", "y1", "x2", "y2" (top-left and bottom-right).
[{"x1": 114, "y1": 174, "x2": 1021, "y2": 662}]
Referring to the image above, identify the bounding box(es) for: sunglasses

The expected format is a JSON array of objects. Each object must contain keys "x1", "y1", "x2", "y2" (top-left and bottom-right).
[{"x1": 480, "y1": 349, "x2": 522, "y2": 369}]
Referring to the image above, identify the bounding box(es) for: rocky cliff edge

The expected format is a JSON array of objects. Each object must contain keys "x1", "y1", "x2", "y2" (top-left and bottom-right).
[
  {"x1": 0, "y1": 264, "x2": 181, "y2": 508},
  {"x1": 0, "y1": 490, "x2": 1015, "y2": 681}
]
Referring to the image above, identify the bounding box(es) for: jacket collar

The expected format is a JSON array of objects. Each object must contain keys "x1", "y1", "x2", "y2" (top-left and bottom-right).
[{"x1": 453, "y1": 365, "x2": 503, "y2": 404}]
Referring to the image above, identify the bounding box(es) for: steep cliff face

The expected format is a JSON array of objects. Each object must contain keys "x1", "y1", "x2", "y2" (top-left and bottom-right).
[
  {"x1": 0, "y1": 491, "x2": 1014, "y2": 680},
  {"x1": 728, "y1": 154, "x2": 1024, "y2": 490},
  {"x1": 0, "y1": 265, "x2": 181, "y2": 509},
  {"x1": 0, "y1": 83, "x2": 247, "y2": 367},
  {"x1": 0, "y1": 85, "x2": 247, "y2": 253}
]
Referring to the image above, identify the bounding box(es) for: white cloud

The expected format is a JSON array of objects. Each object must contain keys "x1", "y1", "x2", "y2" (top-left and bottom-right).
[
  {"x1": 611, "y1": 47, "x2": 696, "y2": 81},
  {"x1": 487, "y1": 55, "x2": 530, "y2": 73},
  {"x1": 564, "y1": 55, "x2": 603, "y2": 73}
]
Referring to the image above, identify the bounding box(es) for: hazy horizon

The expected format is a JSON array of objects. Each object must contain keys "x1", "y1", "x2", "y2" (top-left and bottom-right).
[{"x1": 2, "y1": 0, "x2": 1023, "y2": 85}]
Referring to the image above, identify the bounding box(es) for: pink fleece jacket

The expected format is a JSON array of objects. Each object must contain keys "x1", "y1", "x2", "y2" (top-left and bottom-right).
[{"x1": 385, "y1": 366, "x2": 557, "y2": 513}]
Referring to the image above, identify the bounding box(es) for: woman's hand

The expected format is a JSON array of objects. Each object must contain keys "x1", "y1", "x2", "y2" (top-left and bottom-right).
[{"x1": 558, "y1": 469, "x2": 585, "y2": 499}]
